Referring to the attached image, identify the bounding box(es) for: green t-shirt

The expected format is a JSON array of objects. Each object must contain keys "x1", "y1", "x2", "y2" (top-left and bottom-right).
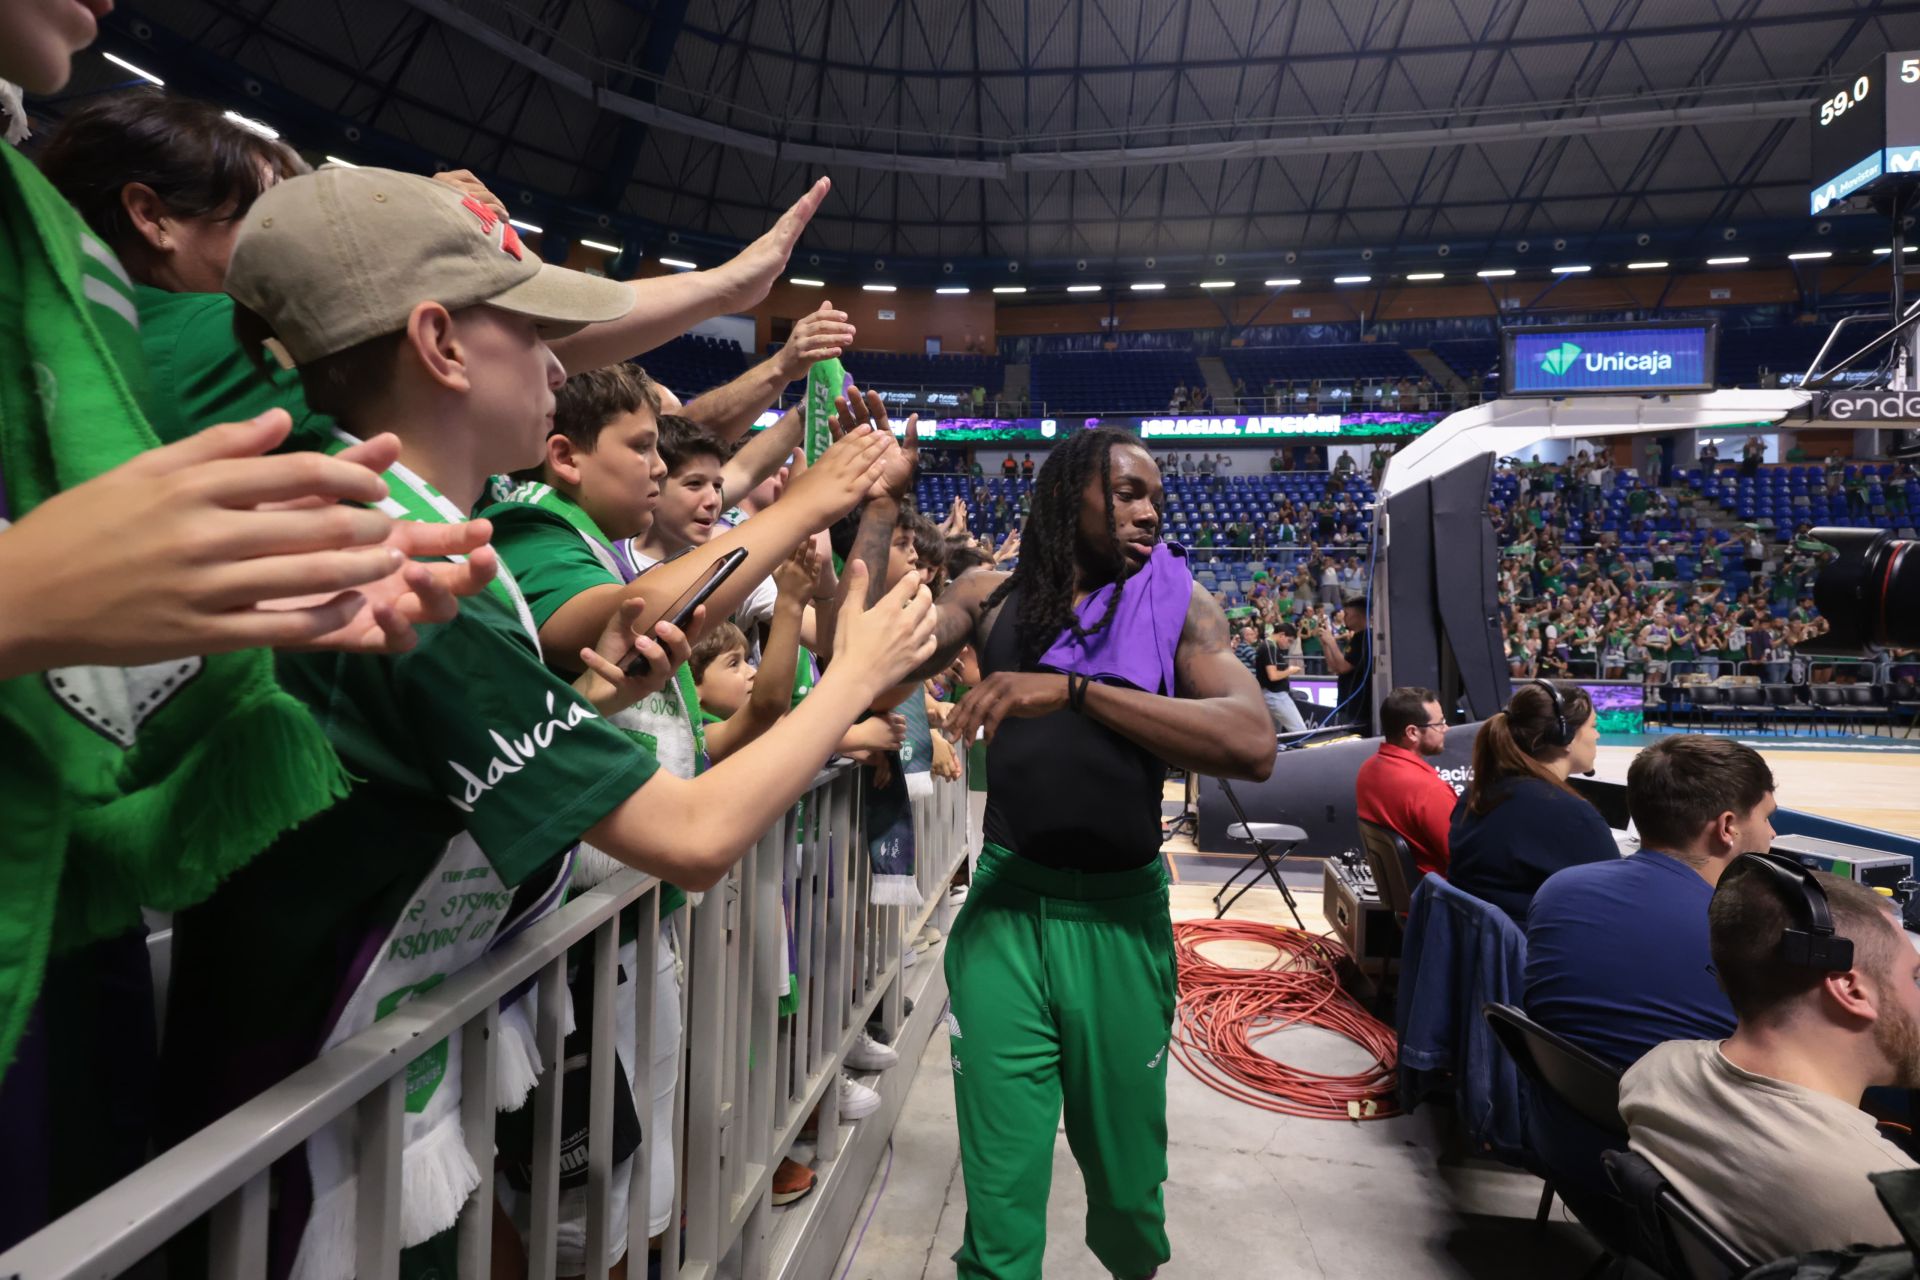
[
  {"x1": 166, "y1": 589, "x2": 656, "y2": 1116},
  {"x1": 487, "y1": 498, "x2": 700, "y2": 917},
  {"x1": 134, "y1": 284, "x2": 334, "y2": 449}
]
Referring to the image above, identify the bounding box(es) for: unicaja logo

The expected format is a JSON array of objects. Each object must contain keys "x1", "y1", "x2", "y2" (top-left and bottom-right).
[{"x1": 1540, "y1": 342, "x2": 1583, "y2": 376}]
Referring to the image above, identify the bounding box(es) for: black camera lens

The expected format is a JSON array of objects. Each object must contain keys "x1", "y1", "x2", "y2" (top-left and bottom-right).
[{"x1": 1809, "y1": 527, "x2": 1920, "y2": 653}]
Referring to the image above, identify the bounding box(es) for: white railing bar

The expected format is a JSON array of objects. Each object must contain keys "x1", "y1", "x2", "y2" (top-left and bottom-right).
[
  {"x1": 582, "y1": 915, "x2": 620, "y2": 1280},
  {"x1": 206, "y1": 1171, "x2": 268, "y2": 1280},
  {"x1": 526, "y1": 956, "x2": 568, "y2": 1280},
  {"x1": 354, "y1": 1075, "x2": 405, "y2": 1280},
  {"x1": 455, "y1": 1003, "x2": 499, "y2": 1280}
]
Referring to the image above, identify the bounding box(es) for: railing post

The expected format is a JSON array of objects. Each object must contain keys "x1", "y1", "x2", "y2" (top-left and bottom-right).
[
  {"x1": 526, "y1": 956, "x2": 568, "y2": 1280},
  {"x1": 354, "y1": 1074, "x2": 405, "y2": 1280},
  {"x1": 207, "y1": 1172, "x2": 269, "y2": 1280},
  {"x1": 456, "y1": 1003, "x2": 499, "y2": 1280},
  {"x1": 583, "y1": 916, "x2": 620, "y2": 1280}
]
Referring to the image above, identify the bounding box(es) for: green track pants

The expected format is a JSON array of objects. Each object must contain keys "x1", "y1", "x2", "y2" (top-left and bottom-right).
[{"x1": 945, "y1": 843, "x2": 1176, "y2": 1280}]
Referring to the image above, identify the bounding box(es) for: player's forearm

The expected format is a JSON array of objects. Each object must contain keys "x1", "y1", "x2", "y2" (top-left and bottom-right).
[
  {"x1": 843, "y1": 497, "x2": 898, "y2": 608},
  {"x1": 682, "y1": 357, "x2": 800, "y2": 445},
  {"x1": 720, "y1": 408, "x2": 805, "y2": 499},
  {"x1": 1080, "y1": 681, "x2": 1275, "y2": 780},
  {"x1": 547, "y1": 271, "x2": 746, "y2": 380}
]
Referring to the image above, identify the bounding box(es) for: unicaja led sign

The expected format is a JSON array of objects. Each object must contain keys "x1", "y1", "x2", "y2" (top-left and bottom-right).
[{"x1": 1503, "y1": 321, "x2": 1718, "y2": 396}]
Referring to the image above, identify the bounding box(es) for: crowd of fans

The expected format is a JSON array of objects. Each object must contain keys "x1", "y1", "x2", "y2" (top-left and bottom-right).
[{"x1": 0, "y1": 28, "x2": 991, "y2": 1271}]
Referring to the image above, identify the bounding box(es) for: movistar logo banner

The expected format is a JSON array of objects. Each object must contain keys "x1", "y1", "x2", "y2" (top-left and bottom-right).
[{"x1": 1539, "y1": 342, "x2": 1582, "y2": 376}]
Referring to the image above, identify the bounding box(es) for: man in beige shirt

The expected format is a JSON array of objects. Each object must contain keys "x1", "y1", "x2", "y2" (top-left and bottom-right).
[{"x1": 1620, "y1": 860, "x2": 1920, "y2": 1261}]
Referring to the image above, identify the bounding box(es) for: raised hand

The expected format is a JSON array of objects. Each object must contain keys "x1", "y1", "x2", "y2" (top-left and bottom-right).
[
  {"x1": 833, "y1": 386, "x2": 917, "y2": 501},
  {"x1": 782, "y1": 423, "x2": 891, "y2": 524},
  {"x1": 712, "y1": 177, "x2": 831, "y2": 311},
  {"x1": 773, "y1": 539, "x2": 822, "y2": 604},
  {"x1": 0, "y1": 410, "x2": 410, "y2": 678},
  {"x1": 250, "y1": 430, "x2": 501, "y2": 655},
  {"x1": 832, "y1": 560, "x2": 936, "y2": 695},
  {"x1": 775, "y1": 300, "x2": 857, "y2": 380},
  {"x1": 575, "y1": 598, "x2": 697, "y2": 717}
]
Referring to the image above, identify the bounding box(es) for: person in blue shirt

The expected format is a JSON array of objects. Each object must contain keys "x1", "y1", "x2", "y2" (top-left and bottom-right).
[
  {"x1": 1448, "y1": 679, "x2": 1615, "y2": 924},
  {"x1": 1521, "y1": 735, "x2": 1777, "y2": 1222}
]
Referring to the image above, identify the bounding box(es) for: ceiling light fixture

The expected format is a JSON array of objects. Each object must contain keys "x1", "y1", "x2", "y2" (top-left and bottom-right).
[
  {"x1": 1787, "y1": 251, "x2": 1833, "y2": 261},
  {"x1": 1405, "y1": 272, "x2": 1445, "y2": 281},
  {"x1": 587, "y1": 240, "x2": 628, "y2": 255},
  {"x1": 992, "y1": 286, "x2": 1027, "y2": 294},
  {"x1": 1706, "y1": 256, "x2": 1750, "y2": 266},
  {"x1": 1333, "y1": 274, "x2": 1371, "y2": 284},
  {"x1": 324, "y1": 156, "x2": 362, "y2": 169},
  {"x1": 1198, "y1": 280, "x2": 1235, "y2": 289},
  {"x1": 102, "y1": 52, "x2": 164, "y2": 85},
  {"x1": 1066, "y1": 284, "x2": 1102, "y2": 293},
  {"x1": 863, "y1": 283, "x2": 897, "y2": 292},
  {"x1": 935, "y1": 286, "x2": 969, "y2": 294},
  {"x1": 1550, "y1": 264, "x2": 1592, "y2": 273},
  {"x1": 1627, "y1": 261, "x2": 1669, "y2": 270},
  {"x1": 788, "y1": 277, "x2": 826, "y2": 287},
  {"x1": 1476, "y1": 268, "x2": 1516, "y2": 278},
  {"x1": 1130, "y1": 282, "x2": 1165, "y2": 291},
  {"x1": 1264, "y1": 278, "x2": 1302, "y2": 287},
  {"x1": 222, "y1": 110, "x2": 279, "y2": 140}
]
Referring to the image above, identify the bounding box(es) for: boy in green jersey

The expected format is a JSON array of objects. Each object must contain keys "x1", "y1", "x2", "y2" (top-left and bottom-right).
[{"x1": 162, "y1": 166, "x2": 937, "y2": 1280}]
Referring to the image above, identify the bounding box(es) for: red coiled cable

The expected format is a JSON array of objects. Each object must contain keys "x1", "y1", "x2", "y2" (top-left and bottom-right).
[{"x1": 1171, "y1": 918, "x2": 1400, "y2": 1120}]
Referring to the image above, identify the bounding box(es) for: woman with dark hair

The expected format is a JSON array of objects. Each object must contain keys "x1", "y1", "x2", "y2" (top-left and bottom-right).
[{"x1": 1447, "y1": 679, "x2": 1618, "y2": 923}]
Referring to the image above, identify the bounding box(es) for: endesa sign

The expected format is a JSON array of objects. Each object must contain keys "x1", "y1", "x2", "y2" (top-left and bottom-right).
[
  {"x1": 1816, "y1": 390, "x2": 1920, "y2": 422},
  {"x1": 1504, "y1": 321, "x2": 1718, "y2": 396}
]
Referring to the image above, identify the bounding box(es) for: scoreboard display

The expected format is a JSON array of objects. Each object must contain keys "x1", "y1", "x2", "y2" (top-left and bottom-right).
[{"x1": 1810, "y1": 51, "x2": 1920, "y2": 214}]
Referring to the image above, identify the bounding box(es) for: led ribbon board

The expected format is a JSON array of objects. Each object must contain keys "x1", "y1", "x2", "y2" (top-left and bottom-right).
[{"x1": 1503, "y1": 322, "x2": 1718, "y2": 395}]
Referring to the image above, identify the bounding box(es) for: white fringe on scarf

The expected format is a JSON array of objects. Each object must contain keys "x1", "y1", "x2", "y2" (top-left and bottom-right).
[{"x1": 289, "y1": 1111, "x2": 477, "y2": 1280}]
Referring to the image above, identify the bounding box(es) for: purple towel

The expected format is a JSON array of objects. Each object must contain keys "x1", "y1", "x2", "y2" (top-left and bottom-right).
[{"x1": 1038, "y1": 543, "x2": 1192, "y2": 695}]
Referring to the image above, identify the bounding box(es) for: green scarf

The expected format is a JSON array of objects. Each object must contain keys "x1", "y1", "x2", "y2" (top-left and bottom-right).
[
  {"x1": 0, "y1": 145, "x2": 348, "y2": 1071},
  {"x1": 804, "y1": 357, "x2": 846, "y2": 463},
  {"x1": 495, "y1": 479, "x2": 706, "y2": 768}
]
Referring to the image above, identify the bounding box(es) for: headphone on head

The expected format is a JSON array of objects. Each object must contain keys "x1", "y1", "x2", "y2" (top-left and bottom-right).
[
  {"x1": 1733, "y1": 852, "x2": 1855, "y2": 973},
  {"x1": 1530, "y1": 678, "x2": 1576, "y2": 749}
]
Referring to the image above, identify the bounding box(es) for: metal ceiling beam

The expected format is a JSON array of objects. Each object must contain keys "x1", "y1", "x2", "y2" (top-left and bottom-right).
[
  {"x1": 595, "y1": 0, "x2": 696, "y2": 208},
  {"x1": 671, "y1": 1, "x2": 1920, "y2": 84}
]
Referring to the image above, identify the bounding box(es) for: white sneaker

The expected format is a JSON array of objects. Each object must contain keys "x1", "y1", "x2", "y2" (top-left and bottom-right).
[
  {"x1": 916, "y1": 925, "x2": 943, "y2": 948},
  {"x1": 845, "y1": 1028, "x2": 899, "y2": 1071},
  {"x1": 839, "y1": 1072, "x2": 882, "y2": 1120}
]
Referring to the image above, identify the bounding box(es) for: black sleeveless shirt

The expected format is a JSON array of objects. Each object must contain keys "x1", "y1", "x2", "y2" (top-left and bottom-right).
[{"x1": 980, "y1": 586, "x2": 1170, "y2": 871}]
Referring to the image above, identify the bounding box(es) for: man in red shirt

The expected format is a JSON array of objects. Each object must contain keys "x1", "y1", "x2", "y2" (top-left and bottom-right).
[{"x1": 1355, "y1": 686, "x2": 1456, "y2": 876}]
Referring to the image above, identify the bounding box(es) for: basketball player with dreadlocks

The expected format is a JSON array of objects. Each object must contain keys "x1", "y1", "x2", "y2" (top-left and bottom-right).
[{"x1": 835, "y1": 391, "x2": 1274, "y2": 1280}]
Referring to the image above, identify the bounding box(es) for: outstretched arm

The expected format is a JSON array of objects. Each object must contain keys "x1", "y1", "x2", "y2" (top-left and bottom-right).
[
  {"x1": 944, "y1": 584, "x2": 1275, "y2": 781},
  {"x1": 548, "y1": 179, "x2": 835, "y2": 379}
]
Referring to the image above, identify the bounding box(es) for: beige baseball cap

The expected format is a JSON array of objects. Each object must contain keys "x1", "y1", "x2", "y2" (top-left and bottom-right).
[{"x1": 226, "y1": 167, "x2": 634, "y2": 365}]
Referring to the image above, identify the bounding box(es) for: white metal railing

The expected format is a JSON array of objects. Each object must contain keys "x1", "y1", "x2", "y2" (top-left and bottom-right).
[{"x1": 0, "y1": 760, "x2": 971, "y2": 1280}]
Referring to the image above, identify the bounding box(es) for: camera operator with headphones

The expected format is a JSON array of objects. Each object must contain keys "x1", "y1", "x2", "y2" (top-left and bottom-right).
[
  {"x1": 1620, "y1": 856, "x2": 1920, "y2": 1260},
  {"x1": 1447, "y1": 679, "x2": 1616, "y2": 924}
]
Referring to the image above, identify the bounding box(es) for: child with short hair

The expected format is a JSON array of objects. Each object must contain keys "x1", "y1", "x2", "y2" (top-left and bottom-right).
[{"x1": 163, "y1": 166, "x2": 935, "y2": 1280}]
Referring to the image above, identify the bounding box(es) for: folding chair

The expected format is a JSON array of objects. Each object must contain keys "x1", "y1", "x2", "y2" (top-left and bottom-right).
[{"x1": 1212, "y1": 778, "x2": 1307, "y2": 927}]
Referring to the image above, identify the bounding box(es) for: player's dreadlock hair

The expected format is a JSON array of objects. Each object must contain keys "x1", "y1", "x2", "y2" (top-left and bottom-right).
[{"x1": 987, "y1": 427, "x2": 1144, "y2": 669}]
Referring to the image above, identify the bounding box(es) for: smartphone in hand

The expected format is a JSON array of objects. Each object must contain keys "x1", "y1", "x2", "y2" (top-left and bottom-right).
[{"x1": 626, "y1": 548, "x2": 750, "y2": 676}]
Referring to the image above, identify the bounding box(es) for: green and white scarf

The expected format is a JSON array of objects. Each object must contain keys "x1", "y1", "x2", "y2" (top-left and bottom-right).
[
  {"x1": 293, "y1": 441, "x2": 572, "y2": 1280},
  {"x1": 0, "y1": 144, "x2": 348, "y2": 1074},
  {"x1": 804, "y1": 357, "x2": 846, "y2": 463}
]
